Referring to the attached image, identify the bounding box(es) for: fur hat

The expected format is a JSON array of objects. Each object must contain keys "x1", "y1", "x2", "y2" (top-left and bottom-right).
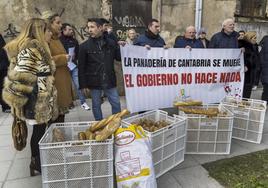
[
  {"x1": 245, "y1": 31, "x2": 256, "y2": 40},
  {"x1": 41, "y1": 10, "x2": 57, "y2": 20}
]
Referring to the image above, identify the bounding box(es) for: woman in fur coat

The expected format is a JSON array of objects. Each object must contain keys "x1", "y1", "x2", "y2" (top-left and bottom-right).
[
  {"x1": 42, "y1": 11, "x2": 73, "y2": 123},
  {"x1": 2, "y1": 18, "x2": 58, "y2": 176}
]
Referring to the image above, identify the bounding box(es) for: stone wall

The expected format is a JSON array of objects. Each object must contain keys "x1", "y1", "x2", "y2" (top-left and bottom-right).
[
  {"x1": 154, "y1": 0, "x2": 268, "y2": 44},
  {"x1": 0, "y1": 0, "x2": 102, "y2": 42}
]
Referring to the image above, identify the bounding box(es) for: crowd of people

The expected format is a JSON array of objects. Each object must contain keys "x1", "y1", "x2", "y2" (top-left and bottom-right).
[{"x1": 0, "y1": 14, "x2": 267, "y2": 177}]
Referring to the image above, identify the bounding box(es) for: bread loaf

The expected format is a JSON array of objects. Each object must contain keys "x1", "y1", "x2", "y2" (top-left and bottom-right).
[
  {"x1": 52, "y1": 128, "x2": 65, "y2": 142},
  {"x1": 90, "y1": 119, "x2": 107, "y2": 132},
  {"x1": 95, "y1": 117, "x2": 121, "y2": 141},
  {"x1": 117, "y1": 109, "x2": 130, "y2": 118},
  {"x1": 85, "y1": 129, "x2": 95, "y2": 140},
  {"x1": 174, "y1": 100, "x2": 202, "y2": 106},
  {"x1": 78, "y1": 132, "x2": 87, "y2": 140}
]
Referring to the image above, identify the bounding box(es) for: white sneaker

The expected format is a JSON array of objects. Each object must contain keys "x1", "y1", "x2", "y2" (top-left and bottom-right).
[
  {"x1": 81, "y1": 103, "x2": 90, "y2": 110},
  {"x1": 252, "y1": 86, "x2": 257, "y2": 91}
]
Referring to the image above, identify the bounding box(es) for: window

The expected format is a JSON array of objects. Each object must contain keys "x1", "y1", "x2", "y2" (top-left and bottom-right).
[{"x1": 235, "y1": 0, "x2": 267, "y2": 18}]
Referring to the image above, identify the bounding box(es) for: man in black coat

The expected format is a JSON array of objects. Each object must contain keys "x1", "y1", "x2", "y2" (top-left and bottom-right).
[
  {"x1": 260, "y1": 36, "x2": 268, "y2": 102},
  {"x1": 0, "y1": 34, "x2": 10, "y2": 113},
  {"x1": 209, "y1": 18, "x2": 239, "y2": 48},
  {"x1": 78, "y1": 18, "x2": 122, "y2": 120},
  {"x1": 134, "y1": 19, "x2": 166, "y2": 49}
]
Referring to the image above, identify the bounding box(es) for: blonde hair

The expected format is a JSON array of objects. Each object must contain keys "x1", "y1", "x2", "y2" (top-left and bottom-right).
[
  {"x1": 5, "y1": 18, "x2": 51, "y2": 57},
  {"x1": 127, "y1": 29, "x2": 136, "y2": 36},
  {"x1": 244, "y1": 31, "x2": 256, "y2": 41}
]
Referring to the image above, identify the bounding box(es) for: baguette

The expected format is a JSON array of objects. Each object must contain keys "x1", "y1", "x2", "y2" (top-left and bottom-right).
[
  {"x1": 85, "y1": 129, "x2": 95, "y2": 140},
  {"x1": 95, "y1": 117, "x2": 121, "y2": 141},
  {"x1": 179, "y1": 107, "x2": 219, "y2": 116},
  {"x1": 90, "y1": 119, "x2": 107, "y2": 132},
  {"x1": 174, "y1": 100, "x2": 202, "y2": 107},
  {"x1": 103, "y1": 114, "x2": 116, "y2": 125},
  {"x1": 117, "y1": 109, "x2": 130, "y2": 118}
]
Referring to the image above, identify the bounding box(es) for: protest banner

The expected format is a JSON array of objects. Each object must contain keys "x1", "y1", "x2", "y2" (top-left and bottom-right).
[{"x1": 121, "y1": 45, "x2": 244, "y2": 113}]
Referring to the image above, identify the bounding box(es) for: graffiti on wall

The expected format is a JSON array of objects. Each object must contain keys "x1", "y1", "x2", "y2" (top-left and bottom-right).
[
  {"x1": 112, "y1": 0, "x2": 152, "y2": 40},
  {"x1": 72, "y1": 26, "x2": 90, "y2": 41},
  {"x1": 3, "y1": 23, "x2": 20, "y2": 39},
  {"x1": 2, "y1": 7, "x2": 90, "y2": 41},
  {"x1": 114, "y1": 16, "x2": 145, "y2": 28}
]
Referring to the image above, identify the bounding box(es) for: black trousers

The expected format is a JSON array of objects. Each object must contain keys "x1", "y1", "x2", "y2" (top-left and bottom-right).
[
  {"x1": 262, "y1": 84, "x2": 268, "y2": 102},
  {"x1": 0, "y1": 69, "x2": 10, "y2": 111},
  {"x1": 243, "y1": 84, "x2": 252, "y2": 98},
  {"x1": 53, "y1": 114, "x2": 65, "y2": 123},
  {"x1": 254, "y1": 68, "x2": 261, "y2": 86},
  {"x1": 30, "y1": 124, "x2": 47, "y2": 158}
]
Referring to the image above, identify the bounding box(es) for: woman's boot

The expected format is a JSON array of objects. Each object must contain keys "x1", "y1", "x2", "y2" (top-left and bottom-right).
[{"x1": 29, "y1": 156, "x2": 41, "y2": 176}]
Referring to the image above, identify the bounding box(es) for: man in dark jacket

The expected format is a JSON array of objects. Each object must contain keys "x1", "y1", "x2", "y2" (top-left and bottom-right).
[
  {"x1": 78, "y1": 18, "x2": 121, "y2": 120},
  {"x1": 60, "y1": 23, "x2": 90, "y2": 110},
  {"x1": 133, "y1": 19, "x2": 166, "y2": 114},
  {"x1": 209, "y1": 18, "x2": 239, "y2": 48},
  {"x1": 0, "y1": 34, "x2": 10, "y2": 113},
  {"x1": 260, "y1": 36, "x2": 268, "y2": 102},
  {"x1": 134, "y1": 19, "x2": 166, "y2": 48},
  {"x1": 174, "y1": 25, "x2": 204, "y2": 48},
  {"x1": 100, "y1": 18, "x2": 119, "y2": 43}
]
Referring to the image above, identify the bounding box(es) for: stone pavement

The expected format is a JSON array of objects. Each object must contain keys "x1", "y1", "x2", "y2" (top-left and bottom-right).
[{"x1": 0, "y1": 88, "x2": 267, "y2": 188}]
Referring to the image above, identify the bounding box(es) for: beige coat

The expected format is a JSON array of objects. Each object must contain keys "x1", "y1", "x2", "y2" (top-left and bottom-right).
[{"x1": 49, "y1": 35, "x2": 73, "y2": 115}]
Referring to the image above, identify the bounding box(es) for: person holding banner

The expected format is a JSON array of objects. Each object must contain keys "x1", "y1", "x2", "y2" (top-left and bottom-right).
[
  {"x1": 174, "y1": 25, "x2": 204, "y2": 49},
  {"x1": 133, "y1": 19, "x2": 166, "y2": 49},
  {"x1": 78, "y1": 18, "x2": 122, "y2": 120},
  {"x1": 209, "y1": 18, "x2": 239, "y2": 48},
  {"x1": 126, "y1": 29, "x2": 138, "y2": 45}
]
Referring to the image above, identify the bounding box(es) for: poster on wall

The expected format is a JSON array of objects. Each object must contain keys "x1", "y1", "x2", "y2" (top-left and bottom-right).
[
  {"x1": 121, "y1": 45, "x2": 245, "y2": 113},
  {"x1": 112, "y1": 0, "x2": 152, "y2": 40}
]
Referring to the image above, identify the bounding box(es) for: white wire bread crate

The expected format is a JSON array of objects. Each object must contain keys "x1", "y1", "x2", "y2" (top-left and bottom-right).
[
  {"x1": 221, "y1": 96, "x2": 267, "y2": 144},
  {"x1": 39, "y1": 122, "x2": 114, "y2": 188},
  {"x1": 178, "y1": 105, "x2": 233, "y2": 155},
  {"x1": 121, "y1": 110, "x2": 187, "y2": 178}
]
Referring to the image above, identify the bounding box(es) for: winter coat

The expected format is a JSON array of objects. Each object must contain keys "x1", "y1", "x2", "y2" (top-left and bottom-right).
[
  {"x1": 2, "y1": 39, "x2": 58, "y2": 124},
  {"x1": 104, "y1": 31, "x2": 119, "y2": 43},
  {"x1": 59, "y1": 35, "x2": 79, "y2": 64},
  {"x1": 198, "y1": 38, "x2": 210, "y2": 48},
  {"x1": 49, "y1": 35, "x2": 73, "y2": 114},
  {"x1": 78, "y1": 36, "x2": 121, "y2": 90},
  {"x1": 260, "y1": 36, "x2": 268, "y2": 84},
  {"x1": 209, "y1": 30, "x2": 239, "y2": 48},
  {"x1": 238, "y1": 39, "x2": 254, "y2": 84},
  {"x1": 134, "y1": 30, "x2": 165, "y2": 47},
  {"x1": 174, "y1": 37, "x2": 204, "y2": 48},
  {"x1": 0, "y1": 35, "x2": 9, "y2": 71}
]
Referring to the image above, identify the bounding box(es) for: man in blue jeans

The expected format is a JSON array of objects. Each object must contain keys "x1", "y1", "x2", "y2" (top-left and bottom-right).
[
  {"x1": 78, "y1": 18, "x2": 122, "y2": 120},
  {"x1": 60, "y1": 23, "x2": 90, "y2": 110}
]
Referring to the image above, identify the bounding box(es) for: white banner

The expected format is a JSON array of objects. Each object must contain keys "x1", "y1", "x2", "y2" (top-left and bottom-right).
[{"x1": 121, "y1": 45, "x2": 244, "y2": 113}]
